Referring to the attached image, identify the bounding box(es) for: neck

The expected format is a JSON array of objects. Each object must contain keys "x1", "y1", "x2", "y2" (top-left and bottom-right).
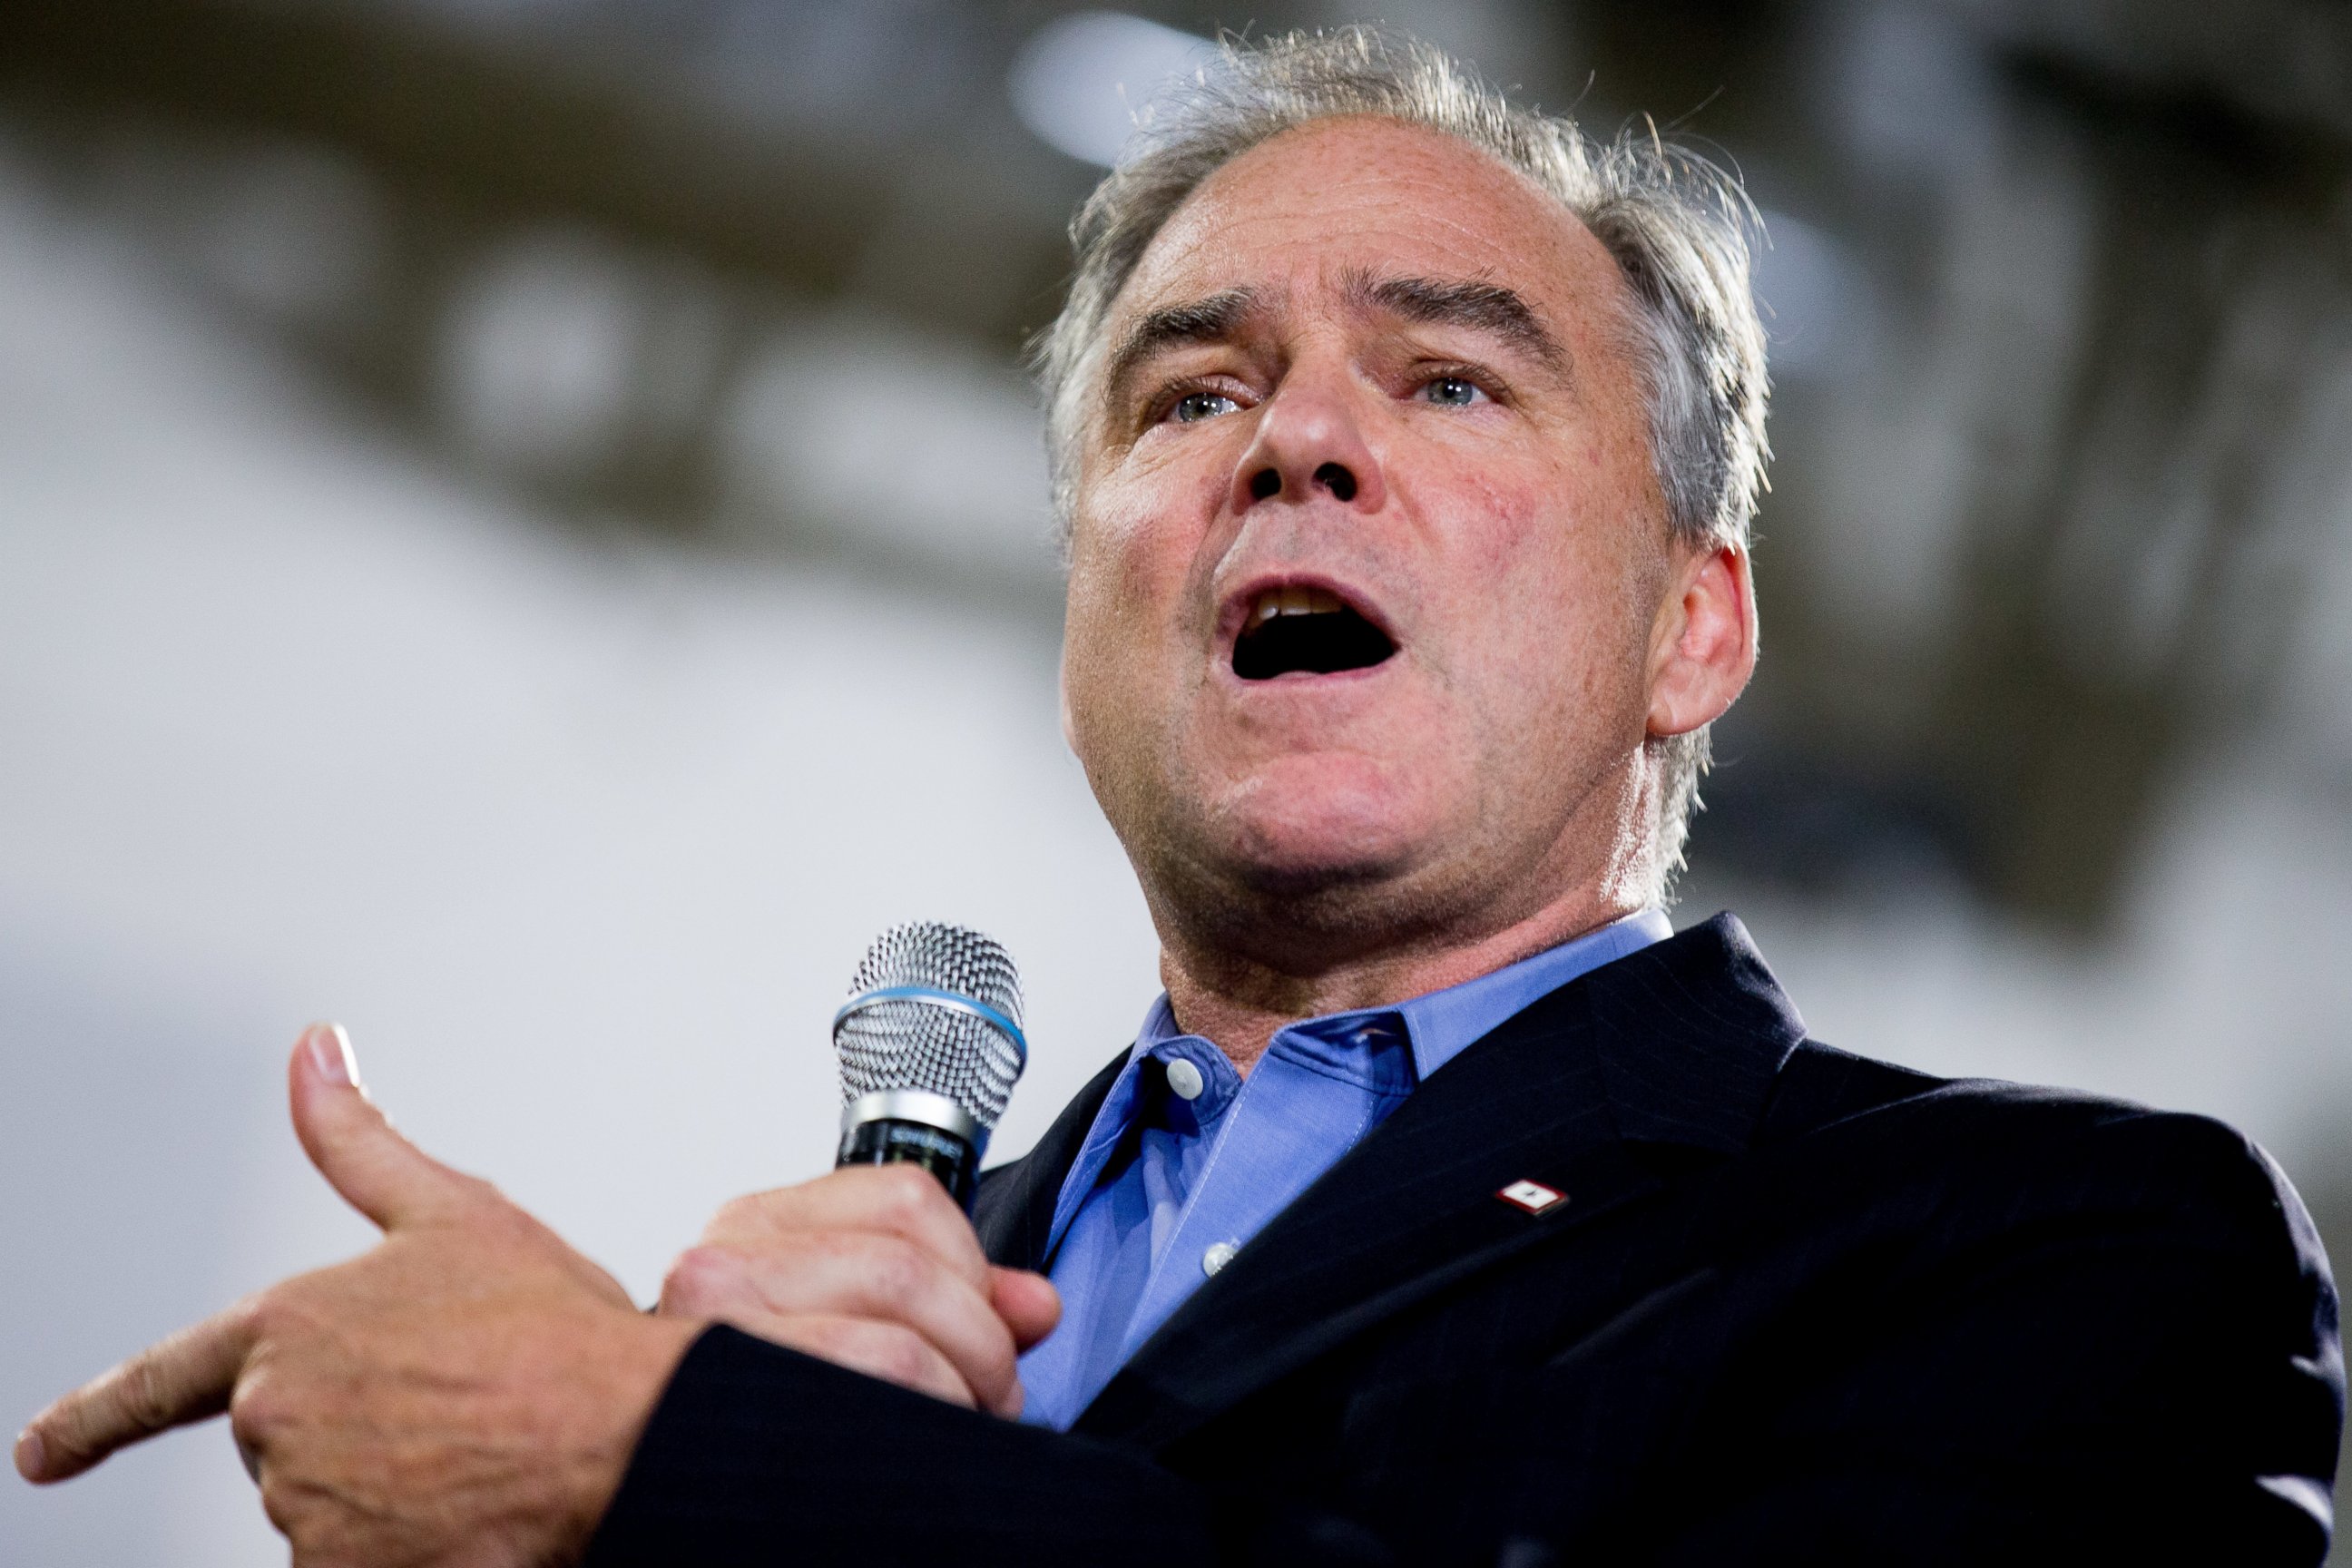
[{"x1": 1158, "y1": 885, "x2": 1641, "y2": 1074}]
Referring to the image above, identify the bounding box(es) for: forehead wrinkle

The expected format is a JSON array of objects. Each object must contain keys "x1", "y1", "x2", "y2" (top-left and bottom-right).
[
  {"x1": 1337, "y1": 266, "x2": 1572, "y2": 379},
  {"x1": 1102, "y1": 285, "x2": 1271, "y2": 416}
]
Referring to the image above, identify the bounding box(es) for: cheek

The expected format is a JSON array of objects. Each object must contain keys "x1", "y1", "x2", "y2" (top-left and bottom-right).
[
  {"x1": 1422, "y1": 456, "x2": 1651, "y2": 727},
  {"x1": 1091, "y1": 416, "x2": 1243, "y2": 536},
  {"x1": 1074, "y1": 446, "x2": 1237, "y2": 632},
  {"x1": 1062, "y1": 465, "x2": 1222, "y2": 724}
]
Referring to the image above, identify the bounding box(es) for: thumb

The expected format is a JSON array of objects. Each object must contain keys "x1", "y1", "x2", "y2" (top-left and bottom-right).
[
  {"x1": 288, "y1": 1024, "x2": 480, "y2": 1232},
  {"x1": 990, "y1": 1268, "x2": 1061, "y2": 1352}
]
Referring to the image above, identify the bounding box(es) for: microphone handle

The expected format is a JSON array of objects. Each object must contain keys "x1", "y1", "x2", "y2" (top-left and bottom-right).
[{"x1": 836, "y1": 1118, "x2": 981, "y2": 1210}]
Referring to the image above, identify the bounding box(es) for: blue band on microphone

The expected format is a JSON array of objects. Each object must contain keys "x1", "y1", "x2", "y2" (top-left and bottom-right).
[{"x1": 832, "y1": 985, "x2": 1028, "y2": 1067}]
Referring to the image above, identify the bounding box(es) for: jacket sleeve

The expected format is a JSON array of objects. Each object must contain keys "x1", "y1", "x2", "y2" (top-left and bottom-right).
[
  {"x1": 583, "y1": 1325, "x2": 1217, "y2": 1567},
  {"x1": 584, "y1": 1324, "x2": 1449, "y2": 1567},
  {"x1": 1625, "y1": 1112, "x2": 2343, "y2": 1565}
]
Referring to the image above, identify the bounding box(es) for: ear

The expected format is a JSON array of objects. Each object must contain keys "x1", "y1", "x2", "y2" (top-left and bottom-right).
[
  {"x1": 1645, "y1": 541, "x2": 1757, "y2": 739},
  {"x1": 1057, "y1": 637, "x2": 1080, "y2": 756}
]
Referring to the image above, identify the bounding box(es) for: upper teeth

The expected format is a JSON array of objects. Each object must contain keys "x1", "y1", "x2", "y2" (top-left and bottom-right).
[{"x1": 1247, "y1": 586, "x2": 1348, "y2": 630}]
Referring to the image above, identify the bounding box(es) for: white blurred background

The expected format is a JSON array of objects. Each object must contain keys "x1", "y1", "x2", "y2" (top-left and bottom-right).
[{"x1": 3, "y1": 1, "x2": 2347, "y2": 1561}]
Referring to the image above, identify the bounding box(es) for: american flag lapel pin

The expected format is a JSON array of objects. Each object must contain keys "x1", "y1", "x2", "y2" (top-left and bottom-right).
[{"x1": 1496, "y1": 1178, "x2": 1567, "y2": 1215}]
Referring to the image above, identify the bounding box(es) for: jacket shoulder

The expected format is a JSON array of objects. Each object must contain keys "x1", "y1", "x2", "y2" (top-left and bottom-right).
[{"x1": 1758, "y1": 1041, "x2": 2329, "y2": 1280}]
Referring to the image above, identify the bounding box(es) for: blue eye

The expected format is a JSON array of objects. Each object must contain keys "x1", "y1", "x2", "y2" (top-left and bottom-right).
[
  {"x1": 1172, "y1": 391, "x2": 1240, "y2": 423},
  {"x1": 1421, "y1": 376, "x2": 1485, "y2": 407}
]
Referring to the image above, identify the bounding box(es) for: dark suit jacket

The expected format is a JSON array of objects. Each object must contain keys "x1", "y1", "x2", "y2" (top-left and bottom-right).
[{"x1": 585, "y1": 915, "x2": 2344, "y2": 1565}]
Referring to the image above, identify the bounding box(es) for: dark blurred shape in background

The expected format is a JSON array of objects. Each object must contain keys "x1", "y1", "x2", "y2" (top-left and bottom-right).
[
  {"x1": 1, "y1": 3, "x2": 2346, "y2": 1561},
  {"x1": 11, "y1": 0, "x2": 2349, "y2": 923}
]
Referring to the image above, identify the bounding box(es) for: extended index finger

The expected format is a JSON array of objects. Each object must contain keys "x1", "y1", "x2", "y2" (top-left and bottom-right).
[{"x1": 16, "y1": 1298, "x2": 261, "y2": 1484}]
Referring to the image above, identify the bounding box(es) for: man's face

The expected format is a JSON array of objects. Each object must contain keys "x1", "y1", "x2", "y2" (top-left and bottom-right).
[{"x1": 1062, "y1": 117, "x2": 1688, "y2": 968}]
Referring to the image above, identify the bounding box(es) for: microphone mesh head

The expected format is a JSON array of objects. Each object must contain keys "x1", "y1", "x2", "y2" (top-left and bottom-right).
[{"x1": 835, "y1": 922, "x2": 1025, "y2": 1131}]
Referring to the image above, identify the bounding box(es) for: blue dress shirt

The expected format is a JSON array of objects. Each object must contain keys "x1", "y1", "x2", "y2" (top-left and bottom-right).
[{"x1": 1016, "y1": 908, "x2": 1672, "y2": 1430}]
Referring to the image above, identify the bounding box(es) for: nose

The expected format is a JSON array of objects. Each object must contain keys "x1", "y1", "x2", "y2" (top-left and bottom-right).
[{"x1": 1229, "y1": 367, "x2": 1387, "y2": 515}]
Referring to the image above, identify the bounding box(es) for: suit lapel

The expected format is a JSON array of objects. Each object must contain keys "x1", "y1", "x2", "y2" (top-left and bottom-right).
[
  {"x1": 1073, "y1": 915, "x2": 1803, "y2": 1452},
  {"x1": 974, "y1": 1048, "x2": 1127, "y2": 1272}
]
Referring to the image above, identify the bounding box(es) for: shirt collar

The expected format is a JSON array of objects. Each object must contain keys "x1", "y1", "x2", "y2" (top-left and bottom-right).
[
  {"x1": 1043, "y1": 909, "x2": 1675, "y2": 1262},
  {"x1": 1394, "y1": 907, "x2": 1672, "y2": 1079},
  {"x1": 1132, "y1": 907, "x2": 1673, "y2": 1082}
]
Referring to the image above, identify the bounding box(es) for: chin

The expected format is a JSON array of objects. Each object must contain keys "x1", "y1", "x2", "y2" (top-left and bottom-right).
[
  {"x1": 1185, "y1": 824, "x2": 1459, "y2": 970},
  {"x1": 1210, "y1": 758, "x2": 1436, "y2": 895},
  {"x1": 1145, "y1": 777, "x2": 1478, "y2": 970}
]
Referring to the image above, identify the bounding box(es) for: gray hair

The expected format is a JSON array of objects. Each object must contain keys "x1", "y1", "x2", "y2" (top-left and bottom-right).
[{"x1": 1034, "y1": 26, "x2": 1769, "y2": 900}]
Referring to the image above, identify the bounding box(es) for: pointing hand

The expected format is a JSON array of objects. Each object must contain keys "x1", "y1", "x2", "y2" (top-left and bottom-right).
[{"x1": 15, "y1": 1025, "x2": 701, "y2": 1568}]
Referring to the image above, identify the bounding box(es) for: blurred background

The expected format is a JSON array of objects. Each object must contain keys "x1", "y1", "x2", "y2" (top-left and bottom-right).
[{"x1": 1, "y1": 0, "x2": 2347, "y2": 1559}]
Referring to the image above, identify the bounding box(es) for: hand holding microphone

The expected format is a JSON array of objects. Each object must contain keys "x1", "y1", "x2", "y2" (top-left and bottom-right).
[
  {"x1": 656, "y1": 922, "x2": 1059, "y2": 1416},
  {"x1": 656, "y1": 1164, "x2": 1058, "y2": 1415}
]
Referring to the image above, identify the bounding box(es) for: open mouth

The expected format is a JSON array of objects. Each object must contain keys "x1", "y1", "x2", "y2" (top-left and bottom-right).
[{"x1": 1232, "y1": 586, "x2": 1397, "y2": 681}]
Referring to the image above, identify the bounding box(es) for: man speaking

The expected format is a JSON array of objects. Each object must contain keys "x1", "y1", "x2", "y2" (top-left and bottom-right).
[{"x1": 16, "y1": 28, "x2": 2343, "y2": 1565}]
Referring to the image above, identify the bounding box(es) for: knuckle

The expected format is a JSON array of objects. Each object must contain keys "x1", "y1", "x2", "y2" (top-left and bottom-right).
[
  {"x1": 222, "y1": 1288, "x2": 283, "y2": 1349},
  {"x1": 965, "y1": 1331, "x2": 1016, "y2": 1400},
  {"x1": 226, "y1": 1373, "x2": 279, "y2": 1442},
  {"x1": 225, "y1": 1354, "x2": 299, "y2": 1457},
  {"x1": 863, "y1": 1236, "x2": 931, "y2": 1311},
  {"x1": 661, "y1": 1245, "x2": 743, "y2": 1313},
  {"x1": 842, "y1": 1161, "x2": 918, "y2": 1220},
  {"x1": 975, "y1": 1328, "x2": 1017, "y2": 1387},
  {"x1": 807, "y1": 1317, "x2": 915, "y2": 1385},
  {"x1": 113, "y1": 1354, "x2": 178, "y2": 1436},
  {"x1": 874, "y1": 1162, "x2": 943, "y2": 1217},
  {"x1": 866, "y1": 1325, "x2": 937, "y2": 1391},
  {"x1": 251, "y1": 1277, "x2": 334, "y2": 1340}
]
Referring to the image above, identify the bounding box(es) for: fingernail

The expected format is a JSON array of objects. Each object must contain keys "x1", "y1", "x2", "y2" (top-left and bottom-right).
[
  {"x1": 305, "y1": 1023, "x2": 361, "y2": 1091},
  {"x1": 15, "y1": 1426, "x2": 45, "y2": 1482}
]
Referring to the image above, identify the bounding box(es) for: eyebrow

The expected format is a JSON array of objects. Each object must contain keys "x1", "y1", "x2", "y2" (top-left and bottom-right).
[
  {"x1": 1102, "y1": 287, "x2": 1264, "y2": 415},
  {"x1": 1344, "y1": 270, "x2": 1570, "y2": 373},
  {"x1": 1098, "y1": 270, "x2": 1570, "y2": 418}
]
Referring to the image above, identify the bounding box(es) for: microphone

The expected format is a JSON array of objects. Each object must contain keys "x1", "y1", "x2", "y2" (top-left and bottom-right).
[{"x1": 832, "y1": 921, "x2": 1027, "y2": 1210}]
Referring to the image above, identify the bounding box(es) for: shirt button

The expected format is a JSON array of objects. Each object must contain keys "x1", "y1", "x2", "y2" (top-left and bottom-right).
[
  {"x1": 1201, "y1": 1240, "x2": 1239, "y2": 1276},
  {"x1": 1165, "y1": 1057, "x2": 1206, "y2": 1101}
]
